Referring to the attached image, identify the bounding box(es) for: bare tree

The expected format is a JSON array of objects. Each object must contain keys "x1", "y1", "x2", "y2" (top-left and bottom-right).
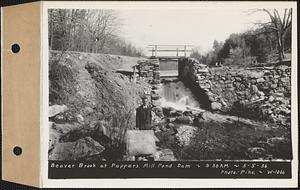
[
  {"x1": 252, "y1": 8, "x2": 292, "y2": 61},
  {"x1": 87, "y1": 10, "x2": 120, "y2": 53}
]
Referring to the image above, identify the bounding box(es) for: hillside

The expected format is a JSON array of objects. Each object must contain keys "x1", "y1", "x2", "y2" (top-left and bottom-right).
[{"x1": 48, "y1": 51, "x2": 150, "y2": 160}]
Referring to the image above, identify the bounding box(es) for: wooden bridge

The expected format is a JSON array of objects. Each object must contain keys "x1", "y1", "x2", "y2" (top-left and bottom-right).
[{"x1": 147, "y1": 45, "x2": 193, "y2": 79}]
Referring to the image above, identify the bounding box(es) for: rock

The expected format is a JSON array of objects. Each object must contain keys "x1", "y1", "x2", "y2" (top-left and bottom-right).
[
  {"x1": 94, "y1": 121, "x2": 109, "y2": 136},
  {"x1": 151, "y1": 94, "x2": 160, "y2": 100},
  {"x1": 154, "y1": 148, "x2": 176, "y2": 161},
  {"x1": 162, "y1": 107, "x2": 175, "y2": 117},
  {"x1": 248, "y1": 72, "x2": 264, "y2": 79},
  {"x1": 208, "y1": 95, "x2": 215, "y2": 102},
  {"x1": 267, "y1": 137, "x2": 286, "y2": 146},
  {"x1": 152, "y1": 85, "x2": 159, "y2": 90},
  {"x1": 123, "y1": 155, "x2": 135, "y2": 161},
  {"x1": 170, "y1": 110, "x2": 183, "y2": 117},
  {"x1": 256, "y1": 78, "x2": 265, "y2": 83},
  {"x1": 258, "y1": 91, "x2": 265, "y2": 97},
  {"x1": 176, "y1": 116, "x2": 193, "y2": 124},
  {"x1": 193, "y1": 112, "x2": 205, "y2": 125},
  {"x1": 49, "y1": 104, "x2": 68, "y2": 118},
  {"x1": 211, "y1": 102, "x2": 222, "y2": 111},
  {"x1": 235, "y1": 77, "x2": 242, "y2": 81},
  {"x1": 53, "y1": 111, "x2": 76, "y2": 123},
  {"x1": 270, "y1": 84, "x2": 277, "y2": 89},
  {"x1": 251, "y1": 85, "x2": 258, "y2": 94},
  {"x1": 166, "y1": 117, "x2": 176, "y2": 123},
  {"x1": 76, "y1": 114, "x2": 84, "y2": 123},
  {"x1": 175, "y1": 125, "x2": 197, "y2": 147},
  {"x1": 280, "y1": 77, "x2": 289, "y2": 83},
  {"x1": 268, "y1": 96, "x2": 275, "y2": 102},
  {"x1": 49, "y1": 121, "x2": 54, "y2": 128},
  {"x1": 84, "y1": 106, "x2": 94, "y2": 114},
  {"x1": 49, "y1": 126, "x2": 62, "y2": 152},
  {"x1": 274, "y1": 92, "x2": 284, "y2": 97},
  {"x1": 53, "y1": 123, "x2": 80, "y2": 134},
  {"x1": 152, "y1": 106, "x2": 163, "y2": 113},
  {"x1": 152, "y1": 99, "x2": 162, "y2": 107},
  {"x1": 279, "y1": 109, "x2": 291, "y2": 116},
  {"x1": 220, "y1": 99, "x2": 227, "y2": 107},
  {"x1": 183, "y1": 110, "x2": 193, "y2": 117},
  {"x1": 166, "y1": 123, "x2": 175, "y2": 129},
  {"x1": 152, "y1": 111, "x2": 162, "y2": 123},
  {"x1": 49, "y1": 137, "x2": 105, "y2": 160},
  {"x1": 246, "y1": 147, "x2": 267, "y2": 159},
  {"x1": 250, "y1": 95, "x2": 259, "y2": 101}
]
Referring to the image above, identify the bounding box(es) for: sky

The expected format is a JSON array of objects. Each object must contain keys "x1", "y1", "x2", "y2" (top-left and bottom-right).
[{"x1": 117, "y1": 9, "x2": 269, "y2": 55}]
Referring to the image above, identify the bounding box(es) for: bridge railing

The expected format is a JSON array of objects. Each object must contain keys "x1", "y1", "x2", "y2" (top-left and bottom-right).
[{"x1": 147, "y1": 45, "x2": 193, "y2": 58}]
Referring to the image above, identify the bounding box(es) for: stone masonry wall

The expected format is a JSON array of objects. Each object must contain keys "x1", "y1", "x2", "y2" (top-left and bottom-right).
[
  {"x1": 136, "y1": 58, "x2": 164, "y2": 122},
  {"x1": 178, "y1": 58, "x2": 291, "y2": 124}
]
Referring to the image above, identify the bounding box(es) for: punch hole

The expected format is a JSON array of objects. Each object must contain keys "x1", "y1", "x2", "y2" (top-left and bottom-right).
[
  {"x1": 11, "y1": 44, "x2": 20, "y2": 53},
  {"x1": 13, "y1": 146, "x2": 22, "y2": 156}
]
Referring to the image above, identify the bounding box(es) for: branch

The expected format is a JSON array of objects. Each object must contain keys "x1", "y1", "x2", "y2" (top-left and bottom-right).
[
  {"x1": 253, "y1": 22, "x2": 278, "y2": 31},
  {"x1": 282, "y1": 9, "x2": 287, "y2": 28},
  {"x1": 284, "y1": 8, "x2": 292, "y2": 30}
]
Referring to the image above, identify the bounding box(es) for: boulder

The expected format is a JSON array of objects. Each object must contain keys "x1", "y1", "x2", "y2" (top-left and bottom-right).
[
  {"x1": 246, "y1": 147, "x2": 267, "y2": 159},
  {"x1": 53, "y1": 123, "x2": 81, "y2": 134},
  {"x1": 49, "y1": 104, "x2": 68, "y2": 118},
  {"x1": 211, "y1": 102, "x2": 222, "y2": 111},
  {"x1": 76, "y1": 114, "x2": 84, "y2": 123},
  {"x1": 170, "y1": 110, "x2": 182, "y2": 117},
  {"x1": 176, "y1": 115, "x2": 193, "y2": 124},
  {"x1": 175, "y1": 125, "x2": 197, "y2": 147},
  {"x1": 49, "y1": 124, "x2": 62, "y2": 152},
  {"x1": 162, "y1": 107, "x2": 175, "y2": 117},
  {"x1": 183, "y1": 110, "x2": 193, "y2": 117},
  {"x1": 49, "y1": 137, "x2": 105, "y2": 160},
  {"x1": 166, "y1": 123, "x2": 175, "y2": 129},
  {"x1": 154, "y1": 148, "x2": 176, "y2": 161}
]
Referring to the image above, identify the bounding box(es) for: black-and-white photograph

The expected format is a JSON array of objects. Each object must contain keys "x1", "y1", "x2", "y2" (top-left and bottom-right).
[{"x1": 47, "y1": 6, "x2": 293, "y2": 167}]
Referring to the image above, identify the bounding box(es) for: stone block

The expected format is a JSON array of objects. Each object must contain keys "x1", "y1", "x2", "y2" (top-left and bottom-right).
[
  {"x1": 211, "y1": 102, "x2": 222, "y2": 111},
  {"x1": 125, "y1": 130, "x2": 157, "y2": 156}
]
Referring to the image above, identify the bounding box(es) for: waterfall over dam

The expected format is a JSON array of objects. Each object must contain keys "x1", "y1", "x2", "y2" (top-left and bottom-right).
[{"x1": 159, "y1": 81, "x2": 201, "y2": 111}]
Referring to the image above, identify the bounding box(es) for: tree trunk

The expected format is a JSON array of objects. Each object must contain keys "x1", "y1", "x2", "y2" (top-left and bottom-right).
[
  {"x1": 49, "y1": 27, "x2": 53, "y2": 50},
  {"x1": 276, "y1": 32, "x2": 285, "y2": 61}
]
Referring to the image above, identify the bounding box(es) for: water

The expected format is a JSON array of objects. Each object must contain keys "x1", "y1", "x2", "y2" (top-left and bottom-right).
[{"x1": 159, "y1": 81, "x2": 201, "y2": 111}]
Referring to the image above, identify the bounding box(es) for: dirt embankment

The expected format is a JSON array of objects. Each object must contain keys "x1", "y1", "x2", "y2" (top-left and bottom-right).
[{"x1": 48, "y1": 51, "x2": 149, "y2": 160}]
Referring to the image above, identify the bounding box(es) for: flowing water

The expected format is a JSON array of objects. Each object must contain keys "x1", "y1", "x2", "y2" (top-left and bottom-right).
[{"x1": 159, "y1": 81, "x2": 201, "y2": 111}]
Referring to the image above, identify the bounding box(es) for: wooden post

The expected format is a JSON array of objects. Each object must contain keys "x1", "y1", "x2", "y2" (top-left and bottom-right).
[
  {"x1": 155, "y1": 45, "x2": 157, "y2": 57},
  {"x1": 184, "y1": 45, "x2": 187, "y2": 57},
  {"x1": 176, "y1": 48, "x2": 178, "y2": 57}
]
